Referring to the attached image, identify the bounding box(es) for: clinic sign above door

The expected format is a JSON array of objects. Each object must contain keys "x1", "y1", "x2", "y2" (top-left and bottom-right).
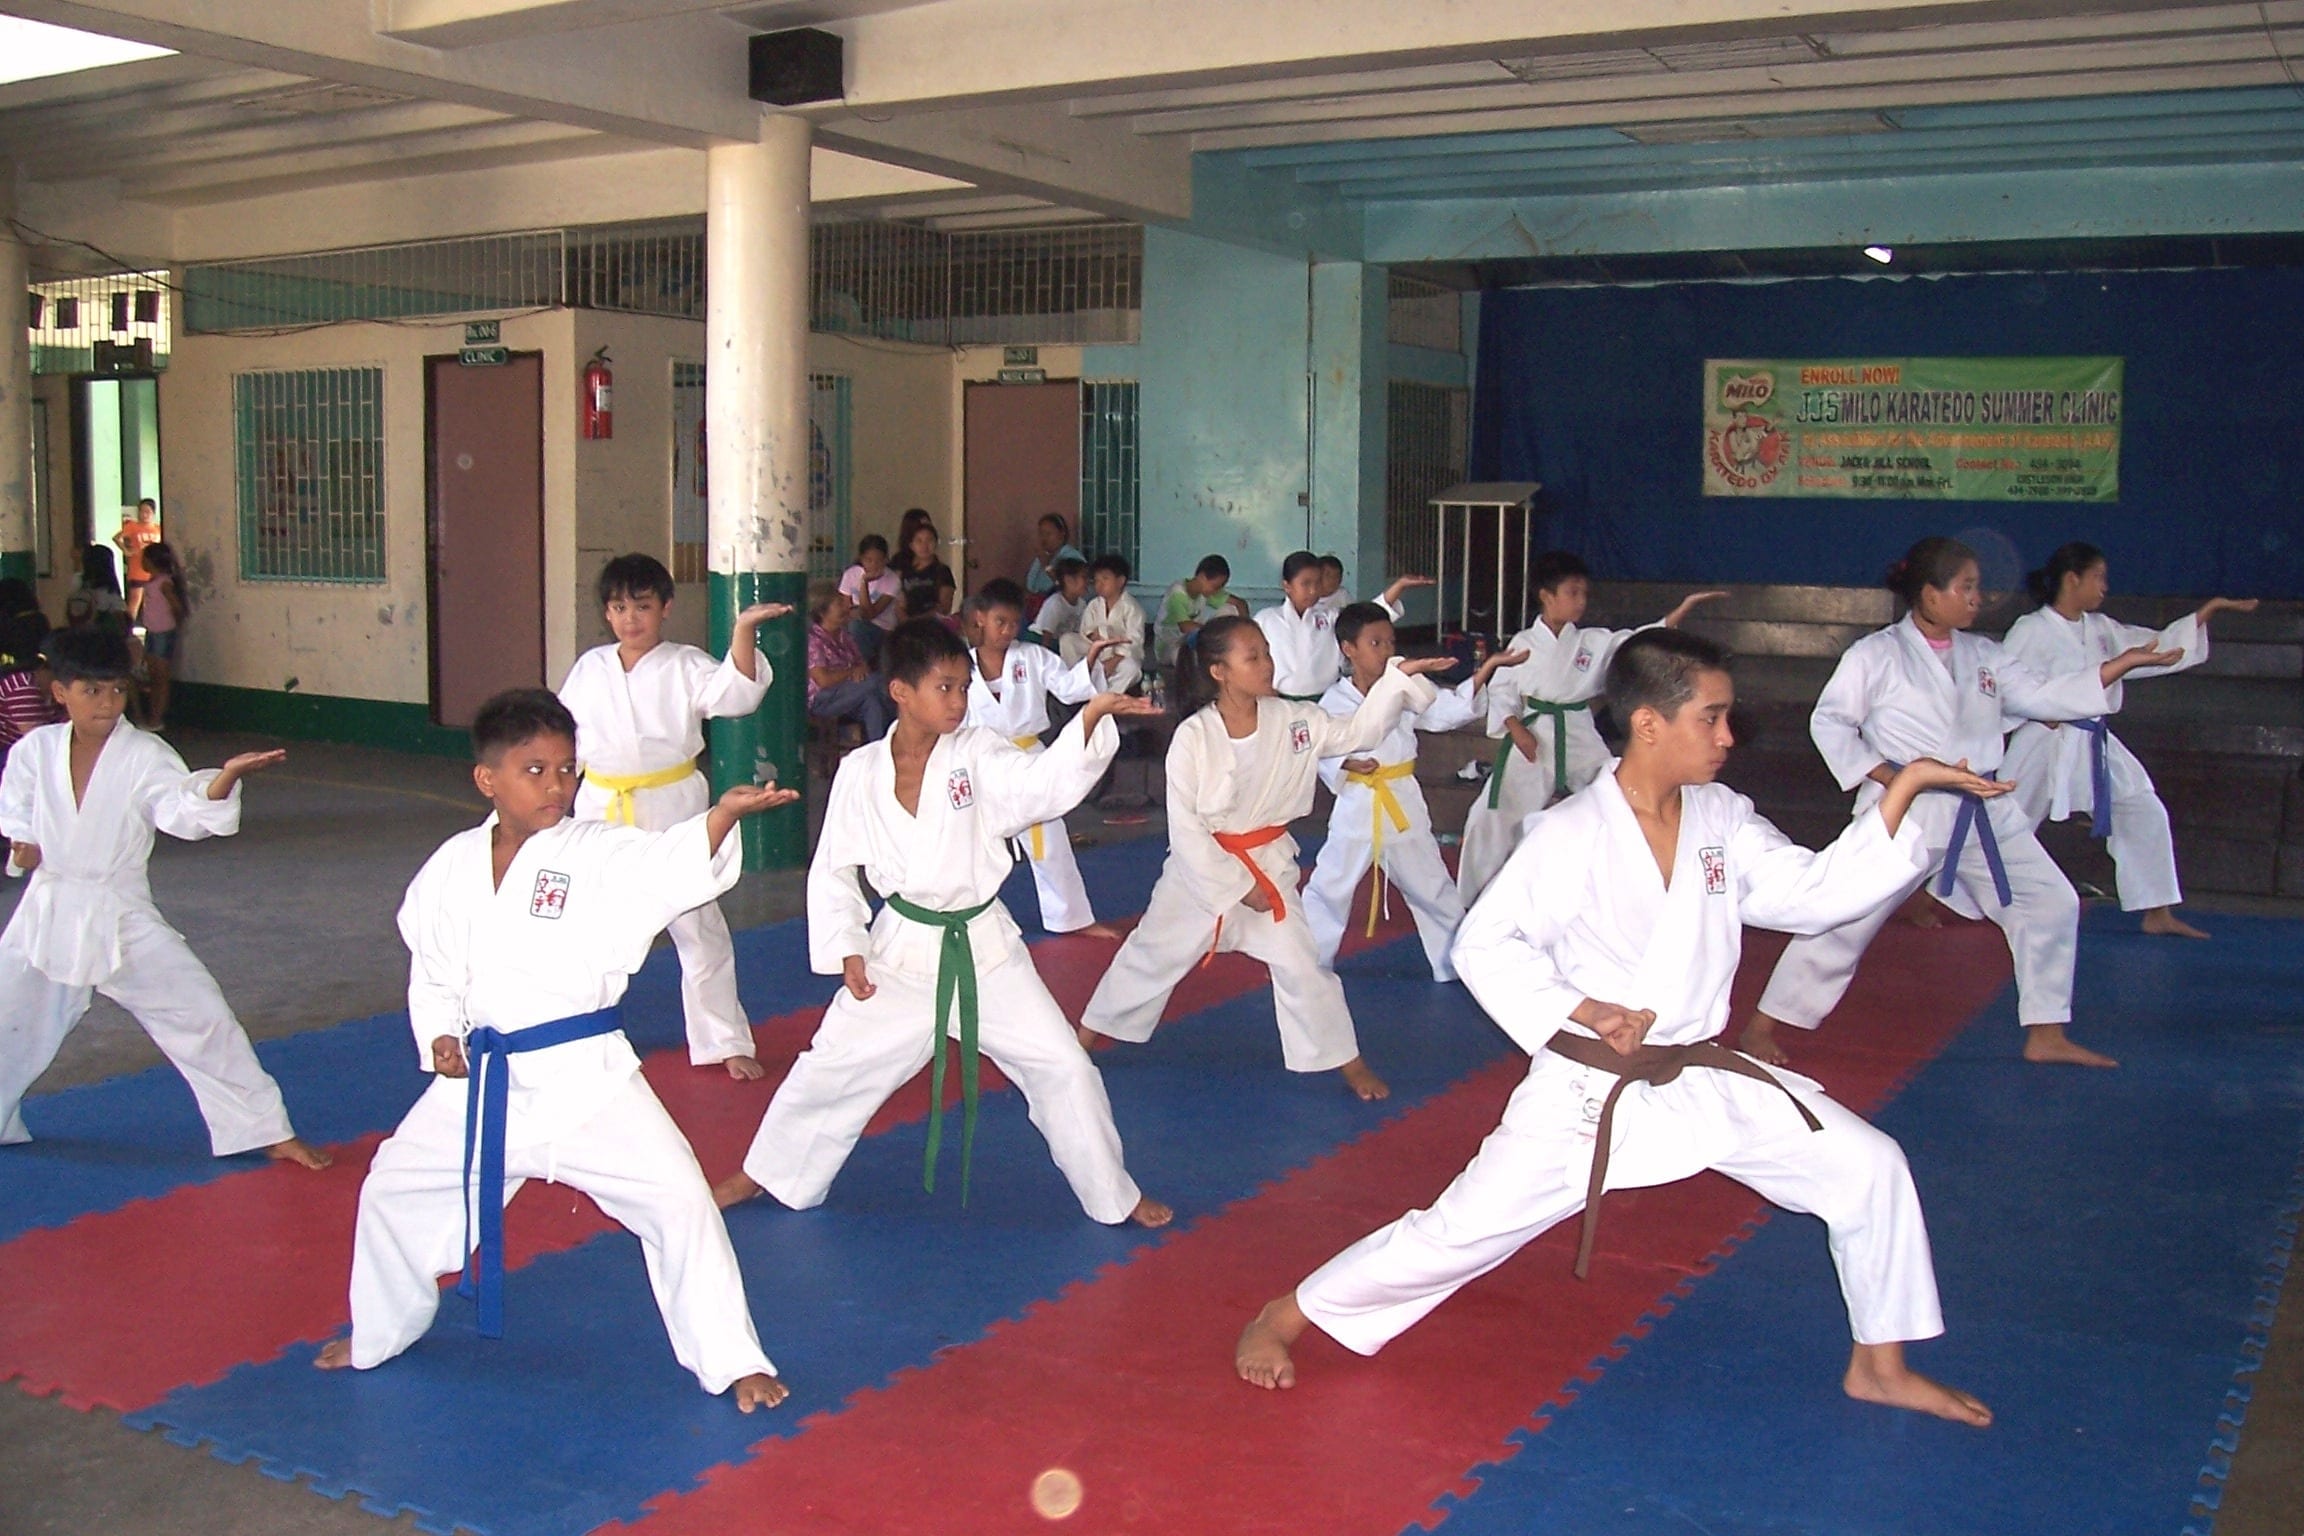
[{"x1": 1701, "y1": 356, "x2": 2122, "y2": 501}]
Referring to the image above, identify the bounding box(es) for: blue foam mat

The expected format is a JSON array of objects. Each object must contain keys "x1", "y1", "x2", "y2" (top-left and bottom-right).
[
  {"x1": 1421, "y1": 908, "x2": 2304, "y2": 1536},
  {"x1": 124, "y1": 949, "x2": 1512, "y2": 1536},
  {"x1": 0, "y1": 835, "x2": 1171, "y2": 1244}
]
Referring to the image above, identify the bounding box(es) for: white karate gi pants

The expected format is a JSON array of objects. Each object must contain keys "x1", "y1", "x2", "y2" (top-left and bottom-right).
[
  {"x1": 0, "y1": 909, "x2": 294, "y2": 1154},
  {"x1": 741, "y1": 943, "x2": 1141, "y2": 1223},
  {"x1": 1081, "y1": 873, "x2": 1362, "y2": 1073},
  {"x1": 1759, "y1": 798, "x2": 2078, "y2": 1031},
  {"x1": 2002, "y1": 729, "x2": 2182, "y2": 912},
  {"x1": 667, "y1": 900, "x2": 757, "y2": 1066},
  {"x1": 1456, "y1": 716, "x2": 1611, "y2": 903},
  {"x1": 347, "y1": 1069, "x2": 773, "y2": 1394},
  {"x1": 1297, "y1": 1053, "x2": 1943, "y2": 1351},
  {"x1": 1304, "y1": 824, "x2": 1464, "y2": 983}
]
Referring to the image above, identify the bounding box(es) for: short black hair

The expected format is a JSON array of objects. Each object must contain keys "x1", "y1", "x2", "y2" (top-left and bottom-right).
[
  {"x1": 966, "y1": 577, "x2": 1027, "y2": 618},
  {"x1": 1051, "y1": 556, "x2": 1088, "y2": 584},
  {"x1": 882, "y1": 615, "x2": 970, "y2": 685},
  {"x1": 1605, "y1": 629, "x2": 1732, "y2": 721},
  {"x1": 1531, "y1": 550, "x2": 1591, "y2": 593},
  {"x1": 46, "y1": 624, "x2": 132, "y2": 683},
  {"x1": 857, "y1": 533, "x2": 890, "y2": 559},
  {"x1": 1333, "y1": 601, "x2": 1394, "y2": 647},
  {"x1": 1091, "y1": 553, "x2": 1131, "y2": 582},
  {"x1": 1038, "y1": 512, "x2": 1070, "y2": 539},
  {"x1": 1280, "y1": 550, "x2": 1320, "y2": 584},
  {"x1": 1317, "y1": 554, "x2": 1345, "y2": 575},
  {"x1": 1884, "y1": 536, "x2": 1980, "y2": 607},
  {"x1": 1193, "y1": 555, "x2": 1230, "y2": 583},
  {"x1": 597, "y1": 553, "x2": 674, "y2": 607},
  {"x1": 471, "y1": 688, "x2": 577, "y2": 762}
]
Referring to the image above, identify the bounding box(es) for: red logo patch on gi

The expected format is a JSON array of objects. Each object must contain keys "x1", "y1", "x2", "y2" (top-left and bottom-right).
[
  {"x1": 947, "y1": 768, "x2": 975, "y2": 809},
  {"x1": 1289, "y1": 720, "x2": 1312, "y2": 754},
  {"x1": 1699, "y1": 846, "x2": 1727, "y2": 895},
  {"x1": 1977, "y1": 667, "x2": 1997, "y2": 698},
  {"x1": 529, "y1": 870, "x2": 571, "y2": 919},
  {"x1": 1573, "y1": 647, "x2": 1594, "y2": 672},
  {"x1": 1011, "y1": 660, "x2": 1027, "y2": 682}
]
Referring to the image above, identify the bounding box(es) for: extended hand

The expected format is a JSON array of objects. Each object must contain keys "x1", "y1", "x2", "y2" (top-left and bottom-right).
[
  {"x1": 2112, "y1": 643, "x2": 2184, "y2": 676},
  {"x1": 1895, "y1": 757, "x2": 2012, "y2": 800},
  {"x1": 1664, "y1": 590, "x2": 1730, "y2": 626},
  {"x1": 1480, "y1": 648, "x2": 1531, "y2": 681},
  {"x1": 1083, "y1": 692, "x2": 1160, "y2": 728},
  {"x1": 719, "y1": 782, "x2": 801, "y2": 816},
  {"x1": 1396, "y1": 656, "x2": 1457, "y2": 676},
  {"x1": 210, "y1": 748, "x2": 289, "y2": 799},
  {"x1": 2203, "y1": 597, "x2": 2260, "y2": 619},
  {"x1": 736, "y1": 602, "x2": 794, "y2": 628},
  {"x1": 1574, "y1": 999, "x2": 1657, "y2": 1056},
  {"x1": 1240, "y1": 885, "x2": 1275, "y2": 914},
  {"x1": 842, "y1": 955, "x2": 876, "y2": 1001},
  {"x1": 431, "y1": 1035, "x2": 469, "y2": 1079},
  {"x1": 8, "y1": 841, "x2": 37, "y2": 873}
]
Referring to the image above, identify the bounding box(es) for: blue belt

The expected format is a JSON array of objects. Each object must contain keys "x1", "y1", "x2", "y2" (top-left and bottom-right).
[
  {"x1": 457, "y1": 1005, "x2": 625, "y2": 1338},
  {"x1": 1890, "y1": 761, "x2": 2012, "y2": 908},
  {"x1": 2072, "y1": 718, "x2": 2113, "y2": 841}
]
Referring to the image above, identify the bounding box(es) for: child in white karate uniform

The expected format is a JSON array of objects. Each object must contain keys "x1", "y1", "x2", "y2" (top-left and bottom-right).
[
  {"x1": 317, "y1": 690, "x2": 790, "y2": 1409},
  {"x1": 1239, "y1": 629, "x2": 1995, "y2": 1430},
  {"x1": 1456, "y1": 552, "x2": 1723, "y2": 904},
  {"x1": 1741, "y1": 537, "x2": 2183, "y2": 1072},
  {"x1": 0, "y1": 627, "x2": 327, "y2": 1169},
  {"x1": 1303, "y1": 604, "x2": 1526, "y2": 982},
  {"x1": 558, "y1": 554, "x2": 789, "y2": 1079},
  {"x1": 1063, "y1": 554, "x2": 1147, "y2": 694},
  {"x1": 718, "y1": 620, "x2": 1170, "y2": 1229},
  {"x1": 1255, "y1": 549, "x2": 1427, "y2": 701},
  {"x1": 1999, "y1": 540, "x2": 2256, "y2": 940},
  {"x1": 962, "y1": 579, "x2": 1125, "y2": 938},
  {"x1": 1079, "y1": 616, "x2": 1453, "y2": 1102}
]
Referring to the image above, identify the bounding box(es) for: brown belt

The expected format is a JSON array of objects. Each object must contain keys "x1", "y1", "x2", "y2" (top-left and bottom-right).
[{"x1": 1543, "y1": 1029, "x2": 1822, "y2": 1280}]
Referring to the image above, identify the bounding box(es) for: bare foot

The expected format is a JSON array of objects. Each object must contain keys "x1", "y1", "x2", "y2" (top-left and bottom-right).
[
  {"x1": 712, "y1": 1171, "x2": 765, "y2": 1210},
  {"x1": 1236, "y1": 1294, "x2": 1310, "y2": 1390},
  {"x1": 2022, "y1": 1024, "x2": 2118, "y2": 1069},
  {"x1": 1844, "y1": 1342, "x2": 1992, "y2": 1426},
  {"x1": 1736, "y1": 1014, "x2": 1791, "y2": 1067},
  {"x1": 734, "y1": 1372, "x2": 789, "y2": 1412},
  {"x1": 1898, "y1": 888, "x2": 1946, "y2": 928},
  {"x1": 267, "y1": 1137, "x2": 334, "y2": 1171},
  {"x1": 1078, "y1": 922, "x2": 1124, "y2": 941},
  {"x1": 313, "y1": 1339, "x2": 354, "y2": 1371},
  {"x1": 1129, "y1": 1196, "x2": 1174, "y2": 1228},
  {"x1": 721, "y1": 1055, "x2": 767, "y2": 1081},
  {"x1": 1076, "y1": 1023, "x2": 1105, "y2": 1051},
  {"x1": 1339, "y1": 1057, "x2": 1390, "y2": 1101},
  {"x1": 2141, "y1": 907, "x2": 2211, "y2": 940}
]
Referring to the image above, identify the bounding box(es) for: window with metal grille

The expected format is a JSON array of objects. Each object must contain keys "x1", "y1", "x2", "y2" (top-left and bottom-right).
[
  {"x1": 1079, "y1": 380, "x2": 1139, "y2": 572},
  {"x1": 30, "y1": 271, "x2": 171, "y2": 374},
  {"x1": 234, "y1": 367, "x2": 386, "y2": 583},
  {"x1": 1386, "y1": 381, "x2": 1469, "y2": 580},
  {"x1": 1387, "y1": 273, "x2": 1463, "y2": 353},
  {"x1": 667, "y1": 364, "x2": 851, "y2": 583}
]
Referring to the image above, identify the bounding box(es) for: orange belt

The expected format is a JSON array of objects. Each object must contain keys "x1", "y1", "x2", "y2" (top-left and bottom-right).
[{"x1": 1204, "y1": 824, "x2": 1289, "y2": 967}]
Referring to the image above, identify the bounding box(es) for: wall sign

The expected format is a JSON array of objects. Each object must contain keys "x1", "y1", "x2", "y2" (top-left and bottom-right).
[{"x1": 1701, "y1": 356, "x2": 2122, "y2": 501}]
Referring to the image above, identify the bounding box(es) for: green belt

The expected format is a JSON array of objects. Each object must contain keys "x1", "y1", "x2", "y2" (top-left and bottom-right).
[
  {"x1": 1487, "y1": 699, "x2": 1591, "y2": 810},
  {"x1": 884, "y1": 891, "x2": 999, "y2": 1201}
]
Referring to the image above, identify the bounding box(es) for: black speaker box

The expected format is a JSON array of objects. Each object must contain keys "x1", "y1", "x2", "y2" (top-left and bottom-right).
[{"x1": 749, "y1": 28, "x2": 843, "y2": 106}]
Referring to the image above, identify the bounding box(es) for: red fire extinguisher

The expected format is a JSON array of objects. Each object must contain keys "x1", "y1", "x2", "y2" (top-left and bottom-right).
[{"x1": 581, "y1": 348, "x2": 613, "y2": 440}]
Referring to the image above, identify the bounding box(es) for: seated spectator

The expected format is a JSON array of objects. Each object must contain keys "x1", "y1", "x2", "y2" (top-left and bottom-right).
[
  {"x1": 1026, "y1": 513, "x2": 1086, "y2": 596},
  {"x1": 892, "y1": 521, "x2": 957, "y2": 615},
  {"x1": 1065, "y1": 553, "x2": 1145, "y2": 693},
  {"x1": 1030, "y1": 557, "x2": 1090, "y2": 651},
  {"x1": 806, "y1": 583, "x2": 892, "y2": 740},
  {"x1": 1155, "y1": 553, "x2": 1249, "y2": 666},
  {"x1": 838, "y1": 533, "x2": 902, "y2": 660},
  {"x1": 65, "y1": 545, "x2": 129, "y2": 635},
  {"x1": 0, "y1": 610, "x2": 58, "y2": 760}
]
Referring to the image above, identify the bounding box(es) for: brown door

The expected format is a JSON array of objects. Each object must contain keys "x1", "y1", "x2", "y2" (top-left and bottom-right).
[
  {"x1": 427, "y1": 354, "x2": 544, "y2": 728},
  {"x1": 963, "y1": 380, "x2": 1079, "y2": 596}
]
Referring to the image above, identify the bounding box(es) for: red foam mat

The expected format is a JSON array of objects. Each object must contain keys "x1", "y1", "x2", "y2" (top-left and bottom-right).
[{"x1": 606, "y1": 920, "x2": 2014, "y2": 1536}]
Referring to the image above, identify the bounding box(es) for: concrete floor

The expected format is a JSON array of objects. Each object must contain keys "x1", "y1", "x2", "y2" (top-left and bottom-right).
[{"x1": 0, "y1": 729, "x2": 2297, "y2": 1536}]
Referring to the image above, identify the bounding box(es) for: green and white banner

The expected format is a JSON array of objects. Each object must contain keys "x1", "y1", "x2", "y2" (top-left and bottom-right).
[{"x1": 1701, "y1": 356, "x2": 2123, "y2": 501}]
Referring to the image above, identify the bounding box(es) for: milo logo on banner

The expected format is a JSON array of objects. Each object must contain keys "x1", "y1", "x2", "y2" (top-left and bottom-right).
[{"x1": 1705, "y1": 365, "x2": 1790, "y2": 491}]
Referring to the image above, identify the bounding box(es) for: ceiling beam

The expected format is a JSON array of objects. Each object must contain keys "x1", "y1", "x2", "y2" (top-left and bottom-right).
[
  {"x1": 117, "y1": 120, "x2": 613, "y2": 201},
  {"x1": 11, "y1": 100, "x2": 511, "y2": 182},
  {"x1": 377, "y1": 0, "x2": 738, "y2": 49},
  {"x1": 816, "y1": 100, "x2": 1193, "y2": 223}
]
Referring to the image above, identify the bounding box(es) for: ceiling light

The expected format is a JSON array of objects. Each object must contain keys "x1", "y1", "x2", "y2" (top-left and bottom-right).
[{"x1": 1863, "y1": 245, "x2": 1894, "y2": 264}]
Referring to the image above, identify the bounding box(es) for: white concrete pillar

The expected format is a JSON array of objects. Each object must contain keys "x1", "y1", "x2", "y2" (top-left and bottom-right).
[
  {"x1": 0, "y1": 168, "x2": 33, "y2": 582},
  {"x1": 704, "y1": 112, "x2": 812, "y2": 866}
]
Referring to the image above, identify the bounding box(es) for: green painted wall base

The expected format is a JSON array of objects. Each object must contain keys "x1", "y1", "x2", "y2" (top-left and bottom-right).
[
  {"x1": 710, "y1": 569, "x2": 810, "y2": 871},
  {"x1": 0, "y1": 551, "x2": 33, "y2": 583},
  {"x1": 171, "y1": 681, "x2": 472, "y2": 758}
]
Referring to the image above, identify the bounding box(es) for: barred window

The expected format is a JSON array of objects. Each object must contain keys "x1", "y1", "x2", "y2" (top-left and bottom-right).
[
  {"x1": 234, "y1": 367, "x2": 385, "y2": 583},
  {"x1": 1079, "y1": 380, "x2": 1139, "y2": 572},
  {"x1": 1385, "y1": 381, "x2": 1469, "y2": 580}
]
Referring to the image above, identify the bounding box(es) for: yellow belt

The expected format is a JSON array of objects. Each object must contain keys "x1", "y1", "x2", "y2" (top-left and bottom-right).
[
  {"x1": 1011, "y1": 735, "x2": 1047, "y2": 860},
  {"x1": 1345, "y1": 760, "x2": 1416, "y2": 937},
  {"x1": 584, "y1": 761, "x2": 699, "y2": 825}
]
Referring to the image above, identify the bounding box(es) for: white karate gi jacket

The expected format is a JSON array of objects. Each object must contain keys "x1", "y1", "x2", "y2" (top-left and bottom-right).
[
  {"x1": 1998, "y1": 607, "x2": 2202, "y2": 823},
  {"x1": 0, "y1": 722, "x2": 241, "y2": 986},
  {"x1": 808, "y1": 716, "x2": 1119, "y2": 980},
  {"x1": 1067, "y1": 593, "x2": 1146, "y2": 692},
  {"x1": 559, "y1": 642, "x2": 768, "y2": 827},
  {"x1": 1316, "y1": 672, "x2": 1484, "y2": 839},
  {"x1": 964, "y1": 644, "x2": 1096, "y2": 741},
  {"x1": 397, "y1": 812, "x2": 741, "y2": 1144}
]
